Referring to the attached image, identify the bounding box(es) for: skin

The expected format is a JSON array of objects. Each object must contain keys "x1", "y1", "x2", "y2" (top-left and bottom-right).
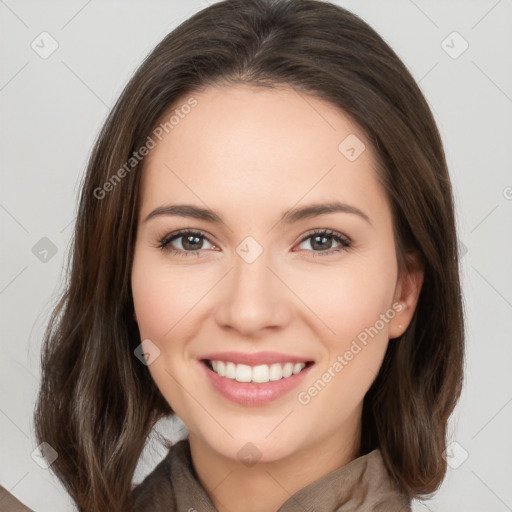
[{"x1": 131, "y1": 84, "x2": 424, "y2": 512}]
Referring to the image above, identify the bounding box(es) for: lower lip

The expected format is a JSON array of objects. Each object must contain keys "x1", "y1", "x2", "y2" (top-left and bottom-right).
[{"x1": 199, "y1": 360, "x2": 314, "y2": 406}]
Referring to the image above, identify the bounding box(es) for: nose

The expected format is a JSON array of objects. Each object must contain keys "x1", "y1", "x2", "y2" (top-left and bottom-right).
[{"x1": 214, "y1": 247, "x2": 292, "y2": 336}]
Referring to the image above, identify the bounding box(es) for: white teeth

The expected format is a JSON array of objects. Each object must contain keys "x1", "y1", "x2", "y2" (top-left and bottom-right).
[
  {"x1": 216, "y1": 361, "x2": 225, "y2": 377},
  {"x1": 293, "y1": 363, "x2": 304, "y2": 375},
  {"x1": 269, "y1": 363, "x2": 283, "y2": 381},
  {"x1": 252, "y1": 364, "x2": 269, "y2": 383},
  {"x1": 209, "y1": 360, "x2": 307, "y2": 383},
  {"x1": 282, "y1": 362, "x2": 293, "y2": 378},
  {"x1": 225, "y1": 362, "x2": 236, "y2": 379},
  {"x1": 235, "y1": 364, "x2": 252, "y2": 383}
]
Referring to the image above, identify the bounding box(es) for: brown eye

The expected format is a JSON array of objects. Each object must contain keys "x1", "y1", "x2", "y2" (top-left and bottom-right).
[
  {"x1": 296, "y1": 229, "x2": 352, "y2": 256},
  {"x1": 158, "y1": 230, "x2": 215, "y2": 257}
]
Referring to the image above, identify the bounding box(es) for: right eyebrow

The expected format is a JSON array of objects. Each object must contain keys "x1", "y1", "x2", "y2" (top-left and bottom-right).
[{"x1": 143, "y1": 204, "x2": 223, "y2": 224}]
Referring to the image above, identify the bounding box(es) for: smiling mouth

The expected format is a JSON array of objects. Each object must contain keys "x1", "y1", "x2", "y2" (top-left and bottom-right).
[{"x1": 201, "y1": 359, "x2": 315, "y2": 384}]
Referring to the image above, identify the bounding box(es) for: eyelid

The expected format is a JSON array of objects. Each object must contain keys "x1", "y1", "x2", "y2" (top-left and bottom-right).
[
  {"x1": 158, "y1": 229, "x2": 217, "y2": 249},
  {"x1": 296, "y1": 228, "x2": 351, "y2": 246}
]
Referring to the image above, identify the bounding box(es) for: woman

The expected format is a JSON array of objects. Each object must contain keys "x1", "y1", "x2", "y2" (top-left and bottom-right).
[{"x1": 33, "y1": 0, "x2": 465, "y2": 510}]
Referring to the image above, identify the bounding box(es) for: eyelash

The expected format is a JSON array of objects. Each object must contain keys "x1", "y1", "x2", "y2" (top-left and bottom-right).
[{"x1": 155, "y1": 229, "x2": 352, "y2": 258}]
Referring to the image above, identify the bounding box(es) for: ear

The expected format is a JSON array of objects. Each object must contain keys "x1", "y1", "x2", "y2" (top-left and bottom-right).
[{"x1": 389, "y1": 251, "x2": 424, "y2": 339}]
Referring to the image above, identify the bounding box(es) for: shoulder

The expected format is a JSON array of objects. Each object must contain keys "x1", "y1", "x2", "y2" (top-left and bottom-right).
[
  {"x1": 277, "y1": 448, "x2": 412, "y2": 512},
  {"x1": 0, "y1": 486, "x2": 33, "y2": 511},
  {"x1": 130, "y1": 439, "x2": 188, "y2": 512},
  {"x1": 358, "y1": 449, "x2": 412, "y2": 511}
]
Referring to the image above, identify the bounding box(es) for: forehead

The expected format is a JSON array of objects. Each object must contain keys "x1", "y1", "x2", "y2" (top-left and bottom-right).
[{"x1": 139, "y1": 84, "x2": 390, "y2": 225}]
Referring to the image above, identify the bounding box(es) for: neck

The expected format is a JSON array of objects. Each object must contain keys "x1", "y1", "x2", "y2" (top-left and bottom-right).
[{"x1": 188, "y1": 423, "x2": 361, "y2": 512}]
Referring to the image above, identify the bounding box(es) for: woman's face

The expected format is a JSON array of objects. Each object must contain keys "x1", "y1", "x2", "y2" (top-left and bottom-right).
[{"x1": 131, "y1": 84, "x2": 418, "y2": 463}]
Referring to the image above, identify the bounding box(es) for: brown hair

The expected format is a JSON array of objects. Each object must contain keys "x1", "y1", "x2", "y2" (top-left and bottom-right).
[{"x1": 33, "y1": 0, "x2": 465, "y2": 509}]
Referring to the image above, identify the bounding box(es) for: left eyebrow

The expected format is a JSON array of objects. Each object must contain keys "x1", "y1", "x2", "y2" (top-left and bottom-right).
[
  {"x1": 143, "y1": 201, "x2": 372, "y2": 227},
  {"x1": 280, "y1": 201, "x2": 372, "y2": 227}
]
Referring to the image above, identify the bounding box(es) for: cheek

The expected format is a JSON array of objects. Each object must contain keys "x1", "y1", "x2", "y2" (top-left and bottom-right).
[
  {"x1": 296, "y1": 287, "x2": 393, "y2": 432},
  {"x1": 131, "y1": 251, "x2": 206, "y2": 341},
  {"x1": 131, "y1": 253, "x2": 203, "y2": 418},
  {"x1": 131, "y1": 267, "x2": 169, "y2": 341},
  {"x1": 132, "y1": 242, "x2": 397, "y2": 355},
  {"x1": 292, "y1": 252, "x2": 396, "y2": 406},
  {"x1": 291, "y1": 255, "x2": 397, "y2": 342}
]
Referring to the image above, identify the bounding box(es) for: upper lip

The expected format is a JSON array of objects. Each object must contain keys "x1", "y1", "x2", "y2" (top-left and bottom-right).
[{"x1": 200, "y1": 351, "x2": 314, "y2": 366}]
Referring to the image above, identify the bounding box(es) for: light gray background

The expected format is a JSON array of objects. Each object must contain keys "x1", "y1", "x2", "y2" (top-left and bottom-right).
[{"x1": 1, "y1": 1, "x2": 511, "y2": 511}]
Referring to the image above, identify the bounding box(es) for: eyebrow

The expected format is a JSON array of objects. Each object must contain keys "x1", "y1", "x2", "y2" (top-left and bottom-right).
[{"x1": 143, "y1": 201, "x2": 371, "y2": 227}]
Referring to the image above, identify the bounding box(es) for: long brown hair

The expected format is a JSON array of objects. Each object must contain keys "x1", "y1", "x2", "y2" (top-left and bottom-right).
[{"x1": 33, "y1": 0, "x2": 465, "y2": 509}]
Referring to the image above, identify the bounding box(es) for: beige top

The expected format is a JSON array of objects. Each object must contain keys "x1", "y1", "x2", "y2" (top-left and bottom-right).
[{"x1": 131, "y1": 438, "x2": 412, "y2": 511}]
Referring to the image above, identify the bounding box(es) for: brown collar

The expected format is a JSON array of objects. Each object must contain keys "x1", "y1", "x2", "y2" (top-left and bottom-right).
[{"x1": 131, "y1": 438, "x2": 411, "y2": 512}]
